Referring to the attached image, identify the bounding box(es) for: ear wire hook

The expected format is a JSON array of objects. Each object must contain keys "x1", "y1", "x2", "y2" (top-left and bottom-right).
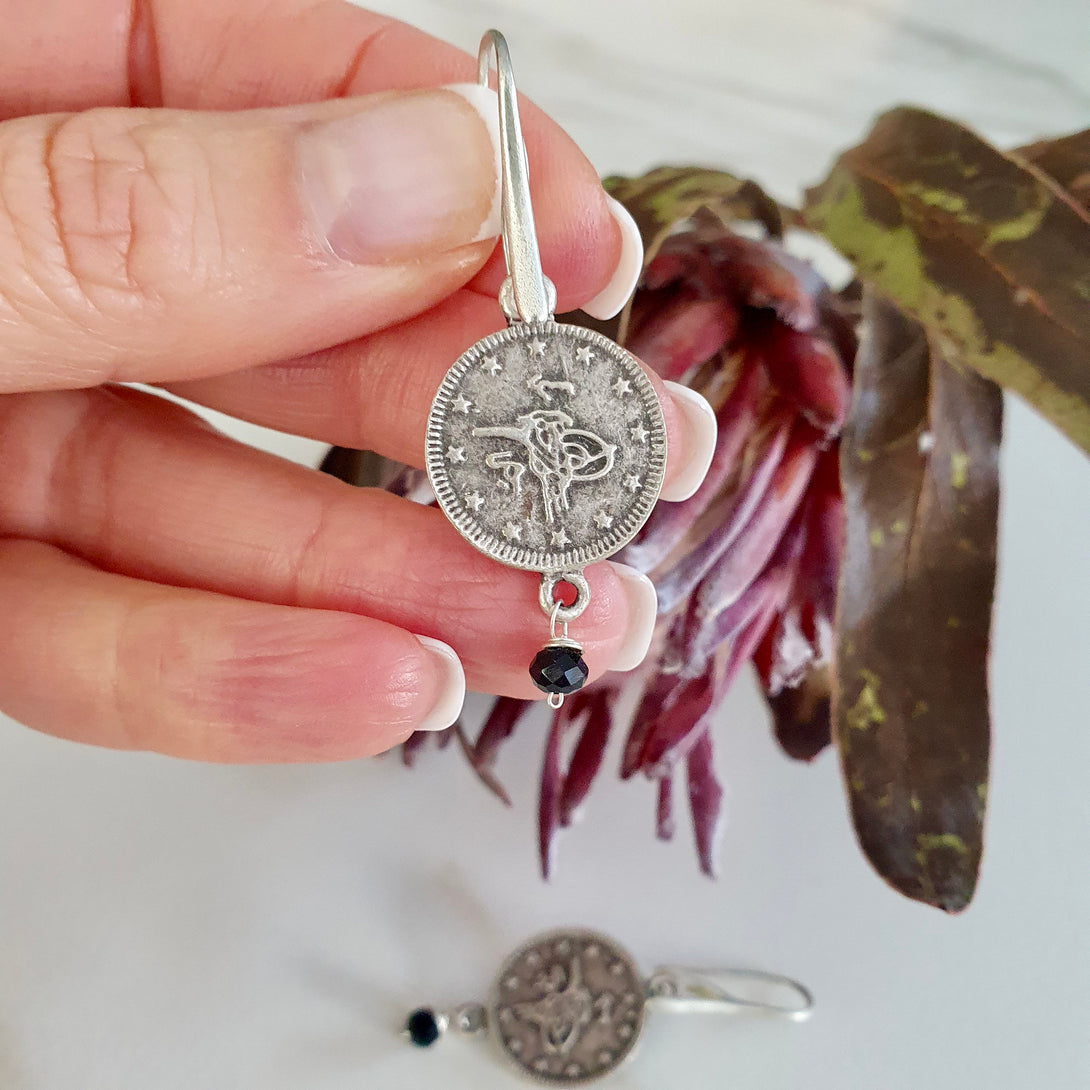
[
  {"x1": 477, "y1": 29, "x2": 557, "y2": 324},
  {"x1": 646, "y1": 966, "x2": 814, "y2": 1022}
]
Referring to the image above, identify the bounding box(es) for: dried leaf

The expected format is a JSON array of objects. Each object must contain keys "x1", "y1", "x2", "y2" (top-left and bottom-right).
[
  {"x1": 835, "y1": 290, "x2": 1002, "y2": 912},
  {"x1": 1017, "y1": 129, "x2": 1090, "y2": 213},
  {"x1": 601, "y1": 169, "x2": 787, "y2": 345},
  {"x1": 605, "y1": 167, "x2": 784, "y2": 258},
  {"x1": 804, "y1": 108, "x2": 1090, "y2": 452}
]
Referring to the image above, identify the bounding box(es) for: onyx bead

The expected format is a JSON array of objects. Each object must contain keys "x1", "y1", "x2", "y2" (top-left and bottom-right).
[
  {"x1": 405, "y1": 1008, "x2": 442, "y2": 1047},
  {"x1": 529, "y1": 644, "x2": 589, "y2": 695}
]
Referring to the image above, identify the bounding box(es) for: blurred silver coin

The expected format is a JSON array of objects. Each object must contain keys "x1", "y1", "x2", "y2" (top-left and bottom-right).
[{"x1": 488, "y1": 928, "x2": 646, "y2": 1085}]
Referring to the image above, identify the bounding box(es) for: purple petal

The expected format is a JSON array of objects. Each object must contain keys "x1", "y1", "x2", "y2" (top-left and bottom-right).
[
  {"x1": 691, "y1": 491, "x2": 811, "y2": 667},
  {"x1": 627, "y1": 294, "x2": 739, "y2": 381},
  {"x1": 715, "y1": 235, "x2": 820, "y2": 332},
  {"x1": 654, "y1": 414, "x2": 802, "y2": 615},
  {"x1": 634, "y1": 660, "x2": 721, "y2": 776},
  {"x1": 757, "y1": 320, "x2": 851, "y2": 437},
  {"x1": 643, "y1": 529, "x2": 807, "y2": 775},
  {"x1": 620, "y1": 615, "x2": 688, "y2": 778},
  {"x1": 686, "y1": 729, "x2": 725, "y2": 878},
  {"x1": 452, "y1": 721, "x2": 512, "y2": 807},
  {"x1": 656, "y1": 775, "x2": 676, "y2": 841},
  {"x1": 641, "y1": 248, "x2": 693, "y2": 291},
  {"x1": 384, "y1": 462, "x2": 434, "y2": 503},
  {"x1": 795, "y1": 449, "x2": 843, "y2": 650},
  {"x1": 400, "y1": 729, "x2": 429, "y2": 768},
  {"x1": 539, "y1": 716, "x2": 568, "y2": 878},
  {"x1": 689, "y1": 554, "x2": 798, "y2": 670},
  {"x1": 558, "y1": 688, "x2": 615, "y2": 826},
  {"x1": 474, "y1": 697, "x2": 533, "y2": 768},
  {"x1": 679, "y1": 426, "x2": 818, "y2": 619},
  {"x1": 618, "y1": 361, "x2": 766, "y2": 574}
]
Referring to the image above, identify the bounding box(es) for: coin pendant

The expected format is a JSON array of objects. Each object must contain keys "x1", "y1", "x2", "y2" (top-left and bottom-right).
[
  {"x1": 426, "y1": 321, "x2": 667, "y2": 574},
  {"x1": 489, "y1": 928, "x2": 646, "y2": 1084}
]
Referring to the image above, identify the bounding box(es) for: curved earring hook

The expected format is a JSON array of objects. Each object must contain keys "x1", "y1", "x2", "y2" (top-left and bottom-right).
[
  {"x1": 646, "y1": 966, "x2": 814, "y2": 1022},
  {"x1": 477, "y1": 29, "x2": 556, "y2": 324}
]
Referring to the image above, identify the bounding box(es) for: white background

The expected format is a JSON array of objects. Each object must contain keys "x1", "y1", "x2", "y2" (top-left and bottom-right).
[{"x1": 1, "y1": 1, "x2": 1088, "y2": 1088}]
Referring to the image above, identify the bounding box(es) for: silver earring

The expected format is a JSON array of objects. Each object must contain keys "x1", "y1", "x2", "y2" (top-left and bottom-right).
[
  {"x1": 402, "y1": 926, "x2": 812, "y2": 1084},
  {"x1": 425, "y1": 30, "x2": 667, "y2": 708}
]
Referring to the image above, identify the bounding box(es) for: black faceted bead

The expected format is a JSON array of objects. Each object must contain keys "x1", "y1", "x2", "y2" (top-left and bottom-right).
[
  {"x1": 405, "y1": 1007, "x2": 441, "y2": 1047},
  {"x1": 529, "y1": 644, "x2": 589, "y2": 695}
]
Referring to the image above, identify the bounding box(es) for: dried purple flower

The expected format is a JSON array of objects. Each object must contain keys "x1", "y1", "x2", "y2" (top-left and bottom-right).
[
  {"x1": 457, "y1": 189, "x2": 855, "y2": 877},
  {"x1": 320, "y1": 113, "x2": 1090, "y2": 910}
]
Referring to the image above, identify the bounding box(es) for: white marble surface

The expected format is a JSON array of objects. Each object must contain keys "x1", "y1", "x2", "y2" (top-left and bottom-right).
[{"x1": 1, "y1": 2, "x2": 1089, "y2": 1089}]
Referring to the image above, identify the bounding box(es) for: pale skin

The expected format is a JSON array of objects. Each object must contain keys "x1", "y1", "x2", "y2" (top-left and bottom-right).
[{"x1": 0, "y1": 0, "x2": 707, "y2": 762}]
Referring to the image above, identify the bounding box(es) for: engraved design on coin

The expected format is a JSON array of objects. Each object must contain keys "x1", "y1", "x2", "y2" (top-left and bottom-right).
[
  {"x1": 489, "y1": 929, "x2": 645, "y2": 1085},
  {"x1": 472, "y1": 410, "x2": 616, "y2": 526},
  {"x1": 426, "y1": 322, "x2": 667, "y2": 573}
]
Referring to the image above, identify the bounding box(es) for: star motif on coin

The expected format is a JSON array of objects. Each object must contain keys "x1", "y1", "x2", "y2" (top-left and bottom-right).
[
  {"x1": 528, "y1": 338, "x2": 547, "y2": 356},
  {"x1": 551, "y1": 529, "x2": 570, "y2": 547},
  {"x1": 575, "y1": 346, "x2": 594, "y2": 367},
  {"x1": 447, "y1": 445, "x2": 466, "y2": 463},
  {"x1": 613, "y1": 377, "x2": 632, "y2": 396},
  {"x1": 482, "y1": 354, "x2": 503, "y2": 375},
  {"x1": 453, "y1": 394, "x2": 473, "y2": 414},
  {"x1": 624, "y1": 474, "x2": 641, "y2": 492},
  {"x1": 464, "y1": 491, "x2": 485, "y2": 512},
  {"x1": 503, "y1": 521, "x2": 522, "y2": 542},
  {"x1": 594, "y1": 510, "x2": 614, "y2": 530},
  {"x1": 630, "y1": 422, "x2": 649, "y2": 443}
]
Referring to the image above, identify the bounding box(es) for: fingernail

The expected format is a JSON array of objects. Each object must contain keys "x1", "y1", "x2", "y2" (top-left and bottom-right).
[
  {"x1": 414, "y1": 635, "x2": 466, "y2": 731},
  {"x1": 582, "y1": 195, "x2": 644, "y2": 320},
  {"x1": 660, "y1": 381, "x2": 718, "y2": 501},
  {"x1": 299, "y1": 85, "x2": 501, "y2": 265},
  {"x1": 608, "y1": 562, "x2": 659, "y2": 671}
]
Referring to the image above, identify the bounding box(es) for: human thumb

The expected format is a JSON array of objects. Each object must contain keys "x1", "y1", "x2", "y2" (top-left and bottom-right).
[{"x1": 0, "y1": 85, "x2": 502, "y2": 393}]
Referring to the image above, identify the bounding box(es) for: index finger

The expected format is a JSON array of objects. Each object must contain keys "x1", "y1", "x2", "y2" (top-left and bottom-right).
[{"x1": 2, "y1": 0, "x2": 467, "y2": 116}]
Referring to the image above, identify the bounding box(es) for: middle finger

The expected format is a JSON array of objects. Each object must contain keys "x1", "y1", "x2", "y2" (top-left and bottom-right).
[
  {"x1": 165, "y1": 289, "x2": 715, "y2": 501},
  {"x1": 0, "y1": 385, "x2": 659, "y2": 698}
]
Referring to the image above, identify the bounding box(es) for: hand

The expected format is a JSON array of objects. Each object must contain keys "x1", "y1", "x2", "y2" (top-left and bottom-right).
[{"x1": 0, "y1": 1, "x2": 716, "y2": 762}]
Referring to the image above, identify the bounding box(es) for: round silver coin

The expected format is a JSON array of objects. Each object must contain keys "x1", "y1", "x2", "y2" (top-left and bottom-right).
[
  {"x1": 488, "y1": 929, "x2": 646, "y2": 1085},
  {"x1": 426, "y1": 322, "x2": 667, "y2": 573}
]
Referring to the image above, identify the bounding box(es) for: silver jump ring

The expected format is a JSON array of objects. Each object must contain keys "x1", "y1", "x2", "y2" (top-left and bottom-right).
[
  {"x1": 538, "y1": 570, "x2": 590, "y2": 624},
  {"x1": 477, "y1": 30, "x2": 557, "y2": 324},
  {"x1": 548, "y1": 598, "x2": 570, "y2": 643}
]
